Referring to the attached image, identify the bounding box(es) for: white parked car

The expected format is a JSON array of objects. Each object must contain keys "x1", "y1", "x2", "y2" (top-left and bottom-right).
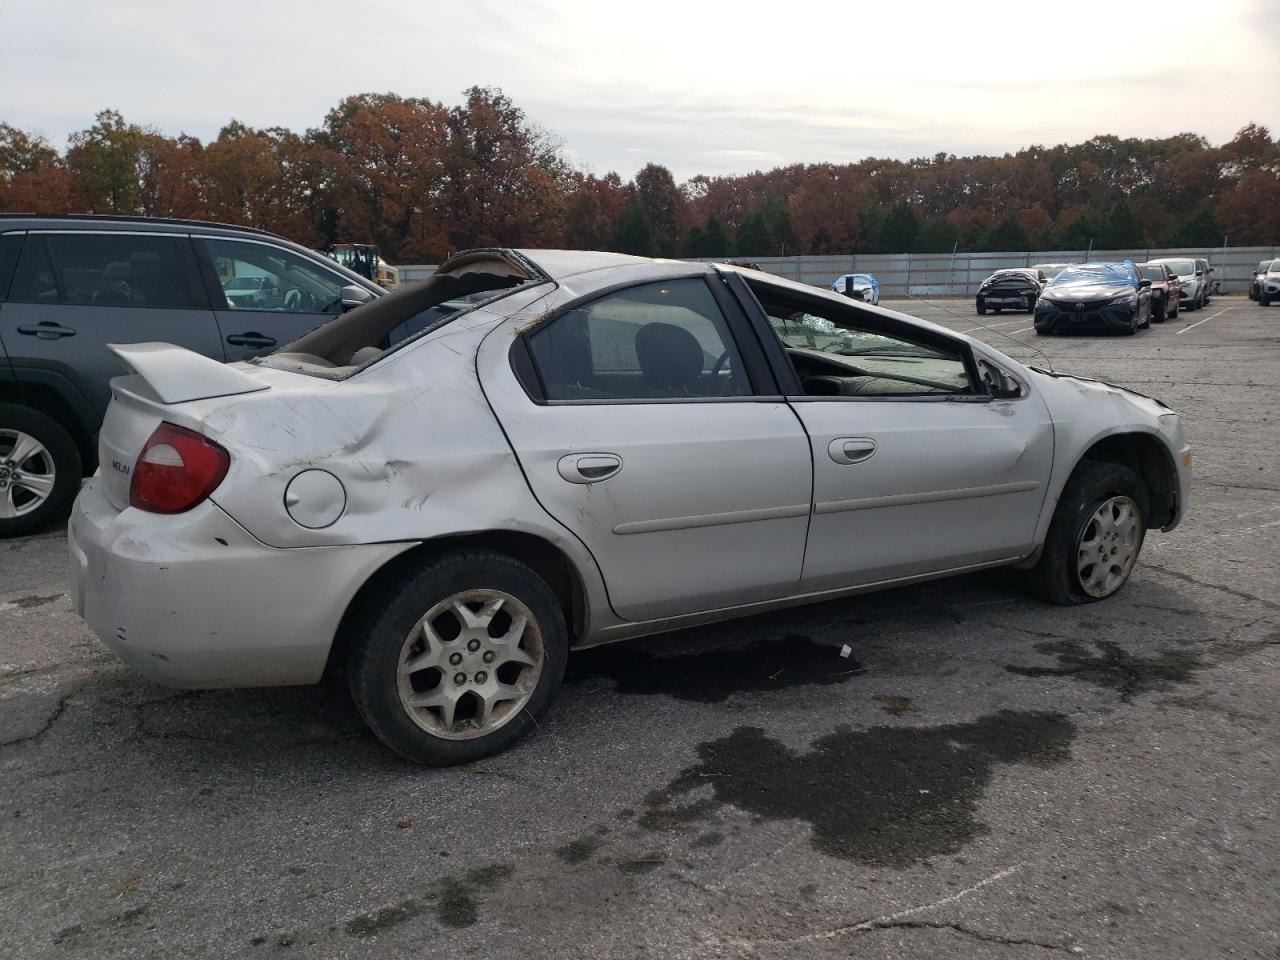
[
  {"x1": 1259, "y1": 260, "x2": 1280, "y2": 306},
  {"x1": 68, "y1": 249, "x2": 1191, "y2": 764}
]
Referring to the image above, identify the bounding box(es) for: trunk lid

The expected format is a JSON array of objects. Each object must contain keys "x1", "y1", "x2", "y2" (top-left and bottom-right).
[{"x1": 97, "y1": 343, "x2": 272, "y2": 511}]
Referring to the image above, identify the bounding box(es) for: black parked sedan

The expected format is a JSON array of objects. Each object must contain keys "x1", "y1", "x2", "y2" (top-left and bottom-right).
[
  {"x1": 975, "y1": 268, "x2": 1045, "y2": 314},
  {"x1": 1033, "y1": 262, "x2": 1153, "y2": 336}
]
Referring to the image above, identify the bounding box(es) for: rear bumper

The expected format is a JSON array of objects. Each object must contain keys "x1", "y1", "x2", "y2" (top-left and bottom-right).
[{"x1": 68, "y1": 478, "x2": 411, "y2": 688}]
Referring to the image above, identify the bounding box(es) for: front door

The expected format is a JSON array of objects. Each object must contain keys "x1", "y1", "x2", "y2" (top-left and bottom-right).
[
  {"x1": 194, "y1": 236, "x2": 351, "y2": 362},
  {"x1": 738, "y1": 274, "x2": 1054, "y2": 591},
  {"x1": 484, "y1": 274, "x2": 813, "y2": 622}
]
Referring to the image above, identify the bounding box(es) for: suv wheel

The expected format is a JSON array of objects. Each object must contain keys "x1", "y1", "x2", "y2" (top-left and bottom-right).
[
  {"x1": 1020, "y1": 461, "x2": 1148, "y2": 605},
  {"x1": 0, "y1": 404, "x2": 82, "y2": 539},
  {"x1": 347, "y1": 550, "x2": 568, "y2": 765}
]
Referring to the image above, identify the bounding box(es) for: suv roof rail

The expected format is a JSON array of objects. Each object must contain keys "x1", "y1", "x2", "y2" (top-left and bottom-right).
[{"x1": 0, "y1": 212, "x2": 282, "y2": 239}]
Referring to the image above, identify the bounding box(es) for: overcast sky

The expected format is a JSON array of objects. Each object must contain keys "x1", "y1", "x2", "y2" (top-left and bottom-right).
[{"x1": 2, "y1": 0, "x2": 1277, "y2": 181}]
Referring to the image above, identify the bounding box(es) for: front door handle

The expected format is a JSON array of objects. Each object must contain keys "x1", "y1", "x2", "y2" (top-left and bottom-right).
[
  {"x1": 17, "y1": 322, "x2": 76, "y2": 339},
  {"x1": 557, "y1": 453, "x2": 623, "y2": 484},
  {"x1": 829, "y1": 437, "x2": 877, "y2": 465},
  {"x1": 226, "y1": 332, "x2": 277, "y2": 348}
]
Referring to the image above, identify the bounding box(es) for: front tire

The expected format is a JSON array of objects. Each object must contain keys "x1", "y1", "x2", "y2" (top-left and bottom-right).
[
  {"x1": 1021, "y1": 462, "x2": 1148, "y2": 605},
  {"x1": 0, "y1": 404, "x2": 82, "y2": 539},
  {"x1": 347, "y1": 550, "x2": 568, "y2": 765}
]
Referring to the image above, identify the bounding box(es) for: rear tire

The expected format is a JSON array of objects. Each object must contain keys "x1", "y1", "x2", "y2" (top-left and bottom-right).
[
  {"x1": 1020, "y1": 462, "x2": 1148, "y2": 605},
  {"x1": 0, "y1": 404, "x2": 82, "y2": 539},
  {"x1": 346, "y1": 550, "x2": 568, "y2": 765}
]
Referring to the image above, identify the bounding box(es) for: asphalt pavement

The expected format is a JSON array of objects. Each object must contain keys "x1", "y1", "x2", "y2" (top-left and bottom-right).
[{"x1": 2, "y1": 295, "x2": 1277, "y2": 959}]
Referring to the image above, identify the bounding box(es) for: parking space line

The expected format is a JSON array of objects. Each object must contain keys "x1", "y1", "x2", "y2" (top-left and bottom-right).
[
  {"x1": 1175, "y1": 306, "x2": 1231, "y2": 335},
  {"x1": 959, "y1": 319, "x2": 1030, "y2": 333}
]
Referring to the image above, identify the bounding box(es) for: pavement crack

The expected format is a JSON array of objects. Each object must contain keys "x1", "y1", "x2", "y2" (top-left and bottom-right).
[
  {"x1": 853, "y1": 920, "x2": 1073, "y2": 952},
  {"x1": 0, "y1": 688, "x2": 76, "y2": 748},
  {"x1": 1143, "y1": 563, "x2": 1280, "y2": 612}
]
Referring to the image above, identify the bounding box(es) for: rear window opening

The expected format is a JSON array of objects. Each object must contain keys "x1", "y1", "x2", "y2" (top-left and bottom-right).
[{"x1": 255, "y1": 251, "x2": 544, "y2": 379}]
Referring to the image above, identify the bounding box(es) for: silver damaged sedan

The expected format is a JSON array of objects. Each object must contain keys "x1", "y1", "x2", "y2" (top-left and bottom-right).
[{"x1": 69, "y1": 249, "x2": 1192, "y2": 764}]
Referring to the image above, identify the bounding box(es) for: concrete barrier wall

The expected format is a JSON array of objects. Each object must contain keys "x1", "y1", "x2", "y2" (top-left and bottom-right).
[{"x1": 395, "y1": 246, "x2": 1279, "y2": 295}]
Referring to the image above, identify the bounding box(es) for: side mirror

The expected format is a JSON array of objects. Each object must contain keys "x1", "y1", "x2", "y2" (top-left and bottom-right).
[
  {"x1": 340, "y1": 284, "x2": 373, "y2": 312},
  {"x1": 1195, "y1": 270, "x2": 1203, "y2": 277},
  {"x1": 1138, "y1": 279, "x2": 1152, "y2": 288}
]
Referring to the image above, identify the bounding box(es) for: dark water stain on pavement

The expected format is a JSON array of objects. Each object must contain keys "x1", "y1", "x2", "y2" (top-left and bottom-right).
[
  {"x1": 566, "y1": 634, "x2": 865, "y2": 703},
  {"x1": 1005, "y1": 639, "x2": 1200, "y2": 701},
  {"x1": 344, "y1": 863, "x2": 512, "y2": 936},
  {"x1": 640, "y1": 710, "x2": 1074, "y2": 866},
  {"x1": 5, "y1": 593, "x2": 62, "y2": 609}
]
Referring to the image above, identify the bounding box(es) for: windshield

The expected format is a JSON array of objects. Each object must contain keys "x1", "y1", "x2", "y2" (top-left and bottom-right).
[
  {"x1": 1269, "y1": 262, "x2": 1280, "y2": 276},
  {"x1": 1035, "y1": 264, "x2": 1068, "y2": 279},
  {"x1": 1161, "y1": 259, "x2": 1195, "y2": 276},
  {"x1": 1137, "y1": 266, "x2": 1165, "y2": 281},
  {"x1": 1052, "y1": 264, "x2": 1130, "y2": 286},
  {"x1": 227, "y1": 277, "x2": 264, "y2": 290}
]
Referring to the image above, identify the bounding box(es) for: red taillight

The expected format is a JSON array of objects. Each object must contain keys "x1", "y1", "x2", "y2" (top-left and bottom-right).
[{"x1": 129, "y1": 423, "x2": 230, "y2": 514}]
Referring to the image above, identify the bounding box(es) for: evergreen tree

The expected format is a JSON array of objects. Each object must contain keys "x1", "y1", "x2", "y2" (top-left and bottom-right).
[
  {"x1": 703, "y1": 216, "x2": 729, "y2": 257},
  {"x1": 734, "y1": 210, "x2": 771, "y2": 257},
  {"x1": 615, "y1": 199, "x2": 655, "y2": 256},
  {"x1": 880, "y1": 201, "x2": 921, "y2": 253},
  {"x1": 988, "y1": 215, "x2": 1029, "y2": 251}
]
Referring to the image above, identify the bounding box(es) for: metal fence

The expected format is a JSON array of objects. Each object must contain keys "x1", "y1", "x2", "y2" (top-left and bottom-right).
[{"x1": 395, "y1": 246, "x2": 1278, "y2": 295}]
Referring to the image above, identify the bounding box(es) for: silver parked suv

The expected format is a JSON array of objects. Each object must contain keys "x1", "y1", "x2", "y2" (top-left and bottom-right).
[
  {"x1": 0, "y1": 216, "x2": 379, "y2": 536},
  {"x1": 69, "y1": 249, "x2": 1191, "y2": 764},
  {"x1": 1148, "y1": 256, "x2": 1213, "y2": 311}
]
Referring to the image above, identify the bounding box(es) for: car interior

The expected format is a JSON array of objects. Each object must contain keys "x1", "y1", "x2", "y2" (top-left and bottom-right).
[
  {"x1": 745, "y1": 281, "x2": 978, "y2": 397},
  {"x1": 258, "y1": 252, "x2": 534, "y2": 378}
]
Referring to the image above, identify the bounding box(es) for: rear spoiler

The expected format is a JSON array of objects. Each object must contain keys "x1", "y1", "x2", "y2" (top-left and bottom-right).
[{"x1": 108, "y1": 343, "x2": 270, "y2": 404}]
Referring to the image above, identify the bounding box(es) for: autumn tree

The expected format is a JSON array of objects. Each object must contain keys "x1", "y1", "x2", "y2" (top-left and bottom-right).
[{"x1": 0, "y1": 123, "x2": 73, "y2": 213}]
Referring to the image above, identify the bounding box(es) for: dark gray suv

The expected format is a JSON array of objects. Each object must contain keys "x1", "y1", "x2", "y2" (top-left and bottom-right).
[{"x1": 0, "y1": 215, "x2": 382, "y2": 537}]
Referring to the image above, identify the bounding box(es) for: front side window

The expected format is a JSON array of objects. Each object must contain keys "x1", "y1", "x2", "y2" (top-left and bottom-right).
[
  {"x1": 8, "y1": 233, "x2": 205, "y2": 308},
  {"x1": 526, "y1": 278, "x2": 749, "y2": 401},
  {"x1": 747, "y1": 280, "x2": 975, "y2": 398},
  {"x1": 204, "y1": 238, "x2": 346, "y2": 314}
]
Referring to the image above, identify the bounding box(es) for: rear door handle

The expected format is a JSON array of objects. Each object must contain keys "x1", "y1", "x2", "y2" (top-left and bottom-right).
[
  {"x1": 557, "y1": 453, "x2": 623, "y2": 484},
  {"x1": 829, "y1": 437, "x2": 877, "y2": 465},
  {"x1": 226, "y1": 332, "x2": 277, "y2": 348},
  {"x1": 17, "y1": 322, "x2": 76, "y2": 339}
]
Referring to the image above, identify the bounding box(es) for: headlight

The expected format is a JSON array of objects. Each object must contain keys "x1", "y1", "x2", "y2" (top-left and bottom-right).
[{"x1": 1107, "y1": 294, "x2": 1137, "y2": 308}]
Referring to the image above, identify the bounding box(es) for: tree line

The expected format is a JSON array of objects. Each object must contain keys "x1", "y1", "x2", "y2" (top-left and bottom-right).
[{"x1": 2, "y1": 87, "x2": 1276, "y2": 263}]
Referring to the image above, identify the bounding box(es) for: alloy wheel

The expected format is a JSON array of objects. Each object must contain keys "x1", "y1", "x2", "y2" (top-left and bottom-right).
[
  {"x1": 0, "y1": 430, "x2": 57, "y2": 519},
  {"x1": 396, "y1": 590, "x2": 544, "y2": 741},
  {"x1": 1076, "y1": 496, "x2": 1141, "y2": 598}
]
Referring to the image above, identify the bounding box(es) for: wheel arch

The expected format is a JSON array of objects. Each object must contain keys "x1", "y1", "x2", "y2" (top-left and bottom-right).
[
  {"x1": 325, "y1": 529, "x2": 592, "y2": 682},
  {"x1": 1068, "y1": 429, "x2": 1178, "y2": 530},
  {"x1": 0, "y1": 376, "x2": 98, "y2": 471}
]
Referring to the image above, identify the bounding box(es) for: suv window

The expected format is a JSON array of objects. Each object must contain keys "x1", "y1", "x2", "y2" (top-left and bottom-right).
[
  {"x1": 8, "y1": 233, "x2": 205, "y2": 308},
  {"x1": 204, "y1": 238, "x2": 346, "y2": 314},
  {"x1": 526, "y1": 278, "x2": 749, "y2": 401},
  {"x1": 747, "y1": 280, "x2": 975, "y2": 398}
]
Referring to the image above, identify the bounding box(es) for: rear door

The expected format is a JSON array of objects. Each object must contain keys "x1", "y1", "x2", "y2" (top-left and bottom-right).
[
  {"x1": 193, "y1": 236, "x2": 354, "y2": 361},
  {"x1": 485, "y1": 273, "x2": 813, "y2": 622},
  {"x1": 0, "y1": 230, "x2": 221, "y2": 418}
]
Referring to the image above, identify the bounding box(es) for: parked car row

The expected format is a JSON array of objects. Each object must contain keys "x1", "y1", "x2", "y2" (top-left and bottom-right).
[
  {"x1": 966, "y1": 254, "x2": 1228, "y2": 336},
  {"x1": 0, "y1": 215, "x2": 382, "y2": 538}
]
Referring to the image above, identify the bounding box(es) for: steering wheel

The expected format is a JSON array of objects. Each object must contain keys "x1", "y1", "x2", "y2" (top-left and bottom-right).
[{"x1": 284, "y1": 288, "x2": 302, "y2": 311}]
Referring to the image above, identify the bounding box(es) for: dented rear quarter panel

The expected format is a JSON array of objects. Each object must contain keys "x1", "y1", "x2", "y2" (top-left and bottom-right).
[{"x1": 179, "y1": 285, "x2": 619, "y2": 639}]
